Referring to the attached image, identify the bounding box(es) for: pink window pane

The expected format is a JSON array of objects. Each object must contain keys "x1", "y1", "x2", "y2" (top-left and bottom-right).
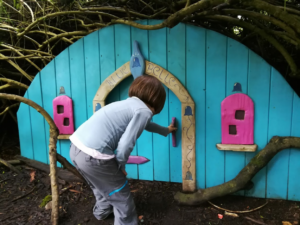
[
  {"x1": 53, "y1": 95, "x2": 74, "y2": 135},
  {"x1": 221, "y1": 93, "x2": 254, "y2": 145}
]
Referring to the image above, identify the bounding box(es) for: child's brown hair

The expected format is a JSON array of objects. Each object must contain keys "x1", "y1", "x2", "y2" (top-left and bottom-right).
[{"x1": 129, "y1": 75, "x2": 166, "y2": 114}]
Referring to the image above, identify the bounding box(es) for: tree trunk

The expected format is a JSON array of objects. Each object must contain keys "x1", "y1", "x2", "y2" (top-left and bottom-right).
[
  {"x1": 174, "y1": 136, "x2": 300, "y2": 205},
  {"x1": 0, "y1": 94, "x2": 60, "y2": 225}
]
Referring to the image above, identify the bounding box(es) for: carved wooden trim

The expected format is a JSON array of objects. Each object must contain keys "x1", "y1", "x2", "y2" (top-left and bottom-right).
[{"x1": 93, "y1": 61, "x2": 196, "y2": 192}]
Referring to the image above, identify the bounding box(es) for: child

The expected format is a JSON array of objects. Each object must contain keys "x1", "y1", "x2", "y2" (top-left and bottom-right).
[{"x1": 69, "y1": 75, "x2": 177, "y2": 225}]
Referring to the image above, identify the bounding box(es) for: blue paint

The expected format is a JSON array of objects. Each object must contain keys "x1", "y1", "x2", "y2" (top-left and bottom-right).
[
  {"x1": 167, "y1": 23, "x2": 185, "y2": 183},
  {"x1": 149, "y1": 20, "x2": 169, "y2": 182},
  {"x1": 184, "y1": 106, "x2": 193, "y2": 116},
  {"x1": 109, "y1": 180, "x2": 128, "y2": 196},
  {"x1": 95, "y1": 103, "x2": 101, "y2": 112},
  {"x1": 225, "y1": 39, "x2": 248, "y2": 197},
  {"x1": 245, "y1": 50, "x2": 271, "y2": 198},
  {"x1": 131, "y1": 20, "x2": 152, "y2": 181},
  {"x1": 130, "y1": 41, "x2": 145, "y2": 79},
  {"x1": 232, "y1": 82, "x2": 242, "y2": 92},
  {"x1": 206, "y1": 30, "x2": 227, "y2": 188},
  {"x1": 267, "y1": 68, "x2": 293, "y2": 199},
  {"x1": 18, "y1": 21, "x2": 300, "y2": 201},
  {"x1": 40, "y1": 61, "x2": 62, "y2": 167},
  {"x1": 186, "y1": 24, "x2": 206, "y2": 189}
]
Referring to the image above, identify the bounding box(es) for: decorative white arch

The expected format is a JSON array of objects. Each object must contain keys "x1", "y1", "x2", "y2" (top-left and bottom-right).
[{"x1": 93, "y1": 61, "x2": 196, "y2": 192}]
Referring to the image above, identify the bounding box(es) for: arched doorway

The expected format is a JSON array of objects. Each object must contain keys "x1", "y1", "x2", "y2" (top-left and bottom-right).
[{"x1": 93, "y1": 61, "x2": 196, "y2": 192}]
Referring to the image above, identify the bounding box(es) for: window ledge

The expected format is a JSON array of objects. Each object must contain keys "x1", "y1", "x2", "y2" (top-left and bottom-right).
[
  {"x1": 58, "y1": 134, "x2": 71, "y2": 140},
  {"x1": 216, "y1": 144, "x2": 257, "y2": 152}
]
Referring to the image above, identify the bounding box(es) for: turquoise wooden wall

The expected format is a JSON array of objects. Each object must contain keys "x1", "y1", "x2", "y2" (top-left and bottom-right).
[{"x1": 17, "y1": 20, "x2": 300, "y2": 201}]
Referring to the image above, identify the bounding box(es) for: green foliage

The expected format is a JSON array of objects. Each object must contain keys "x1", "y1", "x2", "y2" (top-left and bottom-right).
[{"x1": 39, "y1": 195, "x2": 52, "y2": 208}]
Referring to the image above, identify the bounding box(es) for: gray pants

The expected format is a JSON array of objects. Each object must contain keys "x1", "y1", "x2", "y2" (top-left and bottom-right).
[{"x1": 70, "y1": 143, "x2": 138, "y2": 225}]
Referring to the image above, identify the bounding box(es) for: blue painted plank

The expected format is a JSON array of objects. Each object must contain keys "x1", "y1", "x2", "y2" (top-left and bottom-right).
[
  {"x1": 69, "y1": 39, "x2": 88, "y2": 129},
  {"x1": 114, "y1": 23, "x2": 137, "y2": 179},
  {"x1": 205, "y1": 30, "x2": 227, "y2": 188},
  {"x1": 27, "y1": 74, "x2": 48, "y2": 164},
  {"x1": 225, "y1": 38, "x2": 249, "y2": 195},
  {"x1": 131, "y1": 20, "x2": 153, "y2": 181},
  {"x1": 186, "y1": 25, "x2": 206, "y2": 188},
  {"x1": 84, "y1": 31, "x2": 101, "y2": 118},
  {"x1": 40, "y1": 61, "x2": 62, "y2": 166},
  {"x1": 245, "y1": 51, "x2": 271, "y2": 198},
  {"x1": 167, "y1": 23, "x2": 185, "y2": 183},
  {"x1": 99, "y1": 26, "x2": 117, "y2": 104},
  {"x1": 55, "y1": 47, "x2": 72, "y2": 164},
  {"x1": 149, "y1": 20, "x2": 170, "y2": 182},
  {"x1": 288, "y1": 93, "x2": 300, "y2": 201},
  {"x1": 17, "y1": 92, "x2": 34, "y2": 160},
  {"x1": 118, "y1": 76, "x2": 138, "y2": 179},
  {"x1": 55, "y1": 48, "x2": 71, "y2": 96},
  {"x1": 267, "y1": 68, "x2": 293, "y2": 199}
]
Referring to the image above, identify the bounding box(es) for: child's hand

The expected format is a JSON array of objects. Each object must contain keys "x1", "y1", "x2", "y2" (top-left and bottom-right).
[
  {"x1": 168, "y1": 123, "x2": 177, "y2": 133},
  {"x1": 122, "y1": 170, "x2": 128, "y2": 176}
]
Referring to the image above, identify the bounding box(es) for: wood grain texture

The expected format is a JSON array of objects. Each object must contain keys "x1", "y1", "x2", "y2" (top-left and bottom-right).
[{"x1": 216, "y1": 144, "x2": 257, "y2": 152}]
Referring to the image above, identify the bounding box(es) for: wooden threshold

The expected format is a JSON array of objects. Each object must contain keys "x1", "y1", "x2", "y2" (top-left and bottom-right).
[{"x1": 216, "y1": 144, "x2": 257, "y2": 152}]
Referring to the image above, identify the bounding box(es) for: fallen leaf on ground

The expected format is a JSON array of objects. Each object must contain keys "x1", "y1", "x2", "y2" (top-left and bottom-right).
[
  {"x1": 282, "y1": 222, "x2": 292, "y2": 225},
  {"x1": 30, "y1": 170, "x2": 36, "y2": 182},
  {"x1": 139, "y1": 215, "x2": 144, "y2": 220},
  {"x1": 69, "y1": 189, "x2": 82, "y2": 194},
  {"x1": 131, "y1": 189, "x2": 139, "y2": 193}
]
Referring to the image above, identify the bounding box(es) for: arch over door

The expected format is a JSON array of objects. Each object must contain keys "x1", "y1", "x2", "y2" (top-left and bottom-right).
[{"x1": 93, "y1": 61, "x2": 196, "y2": 192}]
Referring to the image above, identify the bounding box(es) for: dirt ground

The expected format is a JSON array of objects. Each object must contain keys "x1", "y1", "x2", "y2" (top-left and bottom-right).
[
  {"x1": 0, "y1": 163, "x2": 300, "y2": 225},
  {"x1": 0, "y1": 135, "x2": 299, "y2": 225}
]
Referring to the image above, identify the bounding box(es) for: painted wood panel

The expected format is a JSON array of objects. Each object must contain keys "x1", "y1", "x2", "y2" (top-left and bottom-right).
[
  {"x1": 186, "y1": 24, "x2": 206, "y2": 188},
  {"x1": 225, "y1": 40, "x2": 248, "y2": 196},
  {"x1": 27, "y1": 74, "x2": 48, "y2": 164},
  {"x1": 245, "y1": 51, "x2": 271, "y2": 198},
  {"x1": 149, "y1": 20, "x2": 170, "y2": 182},
  {"x1": 288, "y1": 93, "x2": 300, "y2": 201},
  {"x1": 40, "y1": 61, "x2": 62, "y2": 166},
  {"x1": 18, "y1": 20, "x2": 300, "y2": 200},
  {"x1": 55, "y1": 49, "x2": 72, "y2": 163},
  {"x1": 267, "y1": 68, "x2": 293, "y2": 199},
  {"x1": 205, "y1": 30, "x2": 227, "y2": 188},
  {"x1": 167, "y1": 23, "x2": 185, "y2": 183}
]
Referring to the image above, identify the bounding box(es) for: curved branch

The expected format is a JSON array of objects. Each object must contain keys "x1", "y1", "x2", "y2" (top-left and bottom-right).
[
  {"x1": 221, "y1": 9, "x2": 297, "y2": 37},
  {"x1": 0, "y1": 103, "x2": 20, "y2": 116},
  {"x1": 18, "y1": 11, "x2": 119, "y2": 37},
  {"x1": 203, "y1": 15, "x2": 298, "y2": 76},
  {"x1": 20, "y1": 0, "x2": 35, "y2": 22},
  {"x1": 175, "y1": 136, "x2": 300, "y2": 205},
  {"x1": 38, "y1": 31, "x2": 90, "y2": 51},
  {"x1": 1, "y1": 44, "x2": 42, "y2": 71},
  {"x1": 0, "y1": 53, "x2": 33, "y2": 81},
  {"x1": 0, "y1": 93, "x2": 59, "y2": 224},
  {"x1": 243, "y1": 0, "x2": 300, "y2": 35},
  {"x1": 0, "y1": 78, "x2": 29, "y2": 90}
]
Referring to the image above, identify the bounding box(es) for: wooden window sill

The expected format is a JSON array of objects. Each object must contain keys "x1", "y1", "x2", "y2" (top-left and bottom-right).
[
  {"x1": 216, "y1": 144, "x2": 257, "y2": 152},
  {"x1": 58, "y1": 135, "x2": 71, "y2": 140}
]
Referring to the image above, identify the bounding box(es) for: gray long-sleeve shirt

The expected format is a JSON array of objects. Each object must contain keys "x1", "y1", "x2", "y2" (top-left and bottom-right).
[{"x1": 70, "y1": 97, "x2": 169, "y2": 170}]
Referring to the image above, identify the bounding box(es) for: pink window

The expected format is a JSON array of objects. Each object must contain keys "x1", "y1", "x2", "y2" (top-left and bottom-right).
[
  {"x1": 221, "y1": 93, "x2": 254, "y2": 145},
  {"x1": 53, "y1": 95, "x2": 74, "y2": 135}
]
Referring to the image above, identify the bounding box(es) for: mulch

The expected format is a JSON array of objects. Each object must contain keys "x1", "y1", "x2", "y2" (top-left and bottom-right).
[{"x1": 0, "y1": 163, "x2": 300, "y2": 225}]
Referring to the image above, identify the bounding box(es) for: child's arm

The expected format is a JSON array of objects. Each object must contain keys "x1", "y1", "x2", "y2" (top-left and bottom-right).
[
  {"x1": 145, "y1": 122, "x2": 177, "y2": 136},
  {"x1": 115, "y1": 109, "x2": 152, "y2": 172}
]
